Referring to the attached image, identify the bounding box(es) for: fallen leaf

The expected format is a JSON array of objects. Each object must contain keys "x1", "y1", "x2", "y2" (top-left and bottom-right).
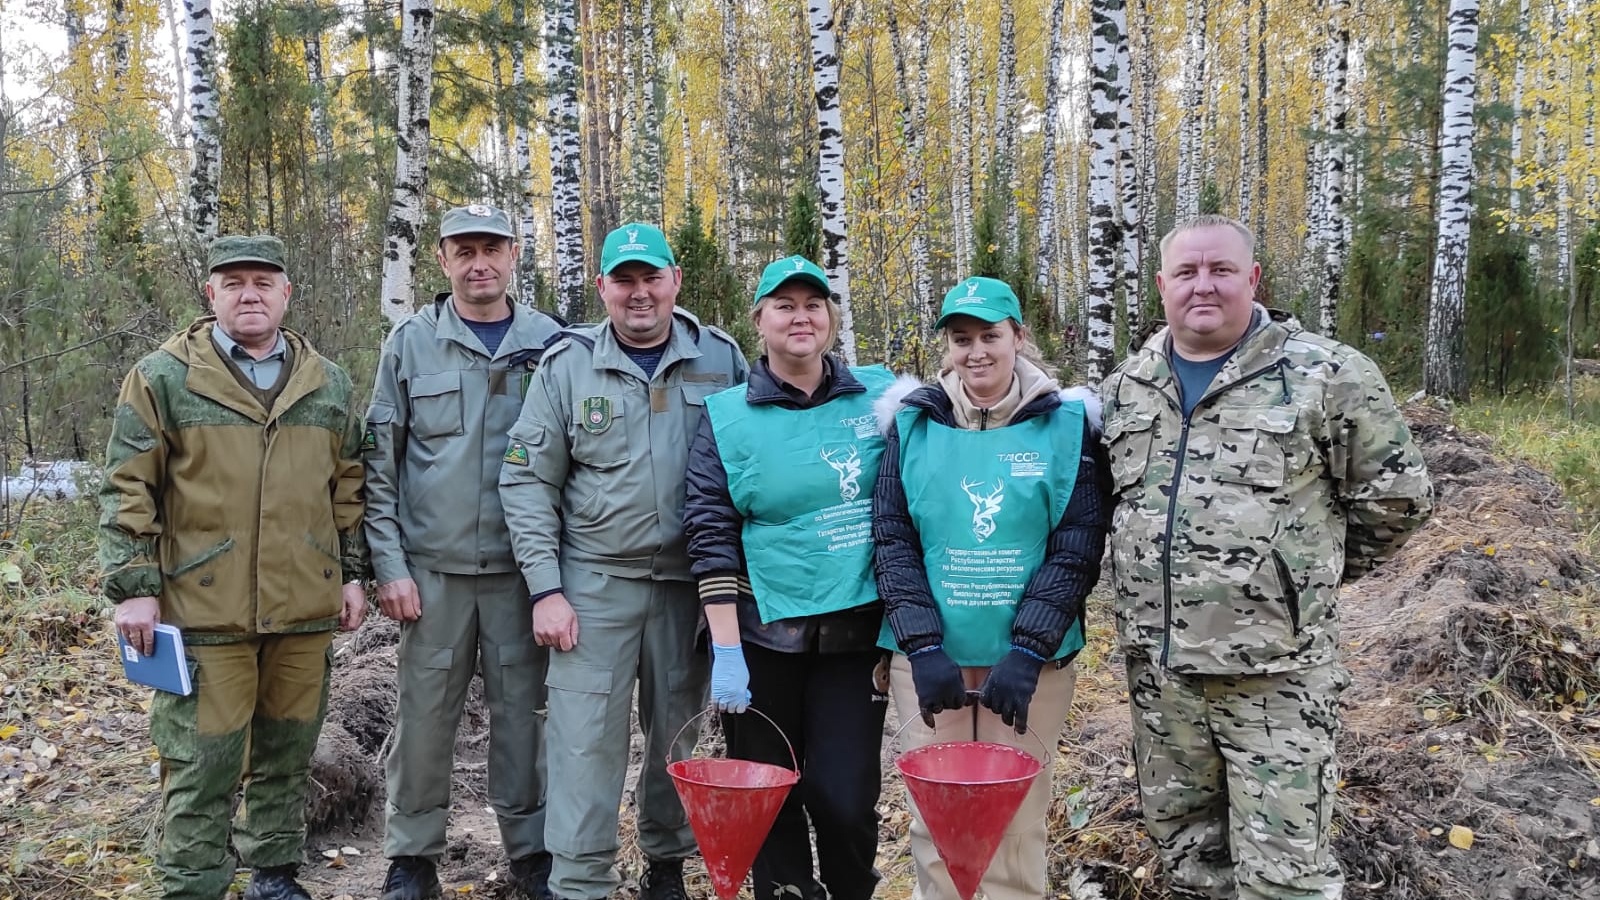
[
  {"x1": 1449, "y1": 825, "x2": 1475, "y2": 850},
  {"x1": 1574, "y1": 690, "x2": 1589, "y2": 703},
  {"x1": 1423, "y1": 708, "x2": 1440, "y2": 721},
  {"x1": 1483, "y1": 546, "x2": 1496, "y2": 557},
  {"x1": 321, "y1": 849, "x2": 340, "y2": 860},
  {"x1": 1122, "y1": 764, "x2": 1135, "y2": 779},
  {"x1": 0, "y1": 725, "x2": 16, "y2": 740}
]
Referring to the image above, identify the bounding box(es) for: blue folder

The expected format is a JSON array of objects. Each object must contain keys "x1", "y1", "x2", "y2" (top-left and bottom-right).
[{"x1": 119, "y1": 624, "x2": 194, "y2": 696}]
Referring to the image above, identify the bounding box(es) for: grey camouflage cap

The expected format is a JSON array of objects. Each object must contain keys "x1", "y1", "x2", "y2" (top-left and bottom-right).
[
  {"x1": 440, "y1": 203, "x2": 516, "y2": 241},
  {"x1": 207, "y1": 235, "x2": 287, "y2": 272}
]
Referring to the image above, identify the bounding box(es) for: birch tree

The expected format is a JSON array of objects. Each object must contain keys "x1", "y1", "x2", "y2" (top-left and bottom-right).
[
  {"x1": 951, "y1": 4, "x2": 973, "y2": 279},
  {"x1": 546, "y1": 0, "x2": 586, "y2": 320},
  {"x1": 997, "y1": 2, "x2": 1020, "y2": 253},
  {"x1": 809, "y1": 0, "x2": 856, "y2": 363},
  {"x1": 1115, "y1": 0, "x2": 1141, "y2": 338},
  {"x1": 1319, "y1": 0, "x2": 1350, "y2": 335},
  {"x1": 1425, "y1": 0, "x2": 1481, "y2": 402},
  {"x1": 1238, "y1": 0, "x2": 1254, "y2": 226},
  {"x1": 1086, "y1": 0, "x2": 1125, "y2": 383},
  {"x1": 185, "y1": 0, "x2": 220, "y2": 248},
  {"x1": 887, "y1": 0, "x2": 933, "y2": 339},
  {"x1": 1253, "y1": 0, "x2": 1268, "y2": 243},
  {"x1": 1510, "y1": 0, "x2": 1529, "y2": 221},
  {"x1": 720, "y1": 0, "x2": 742, "y2": 270},
  {"x1": 1175, "y1": 0, "x2": 1208, "y2": 220},
  {"x1": 636, "y1": 0, "x2": 663, "y2": 223},
  {"x1": 1035, "y1": 0, "x2": 1068, "y2": 325},
  {"x1": 379, "y1": 0, "x2": 435, "y2": 326}
]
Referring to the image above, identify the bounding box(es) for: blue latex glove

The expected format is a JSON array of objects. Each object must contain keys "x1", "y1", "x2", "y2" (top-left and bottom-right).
[{"x1": 710, "y1": 643, "x2": 752, "y2": 714}]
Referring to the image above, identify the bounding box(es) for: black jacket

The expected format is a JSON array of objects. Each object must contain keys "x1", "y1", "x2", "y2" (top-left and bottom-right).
[
  {"x1": 683, "y1": 356, "x2": 884, "y2": 654},
  {"x1": 872, "y1": 382, "x2": 1110, "y2": 663}
]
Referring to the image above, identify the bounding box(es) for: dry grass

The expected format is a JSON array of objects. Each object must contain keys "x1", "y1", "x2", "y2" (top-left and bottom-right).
[{"x1": 0, "y1": 499, "x2": 160, "y2": 900}]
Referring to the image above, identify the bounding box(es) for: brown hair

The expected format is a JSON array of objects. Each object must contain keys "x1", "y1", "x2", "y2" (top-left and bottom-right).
[
  {"x1": 938, "y1": 319, "x2": 1053, "y2": 378},
  {"x1": 752, "y1": 294, "x2": 842, "y2": 354}
]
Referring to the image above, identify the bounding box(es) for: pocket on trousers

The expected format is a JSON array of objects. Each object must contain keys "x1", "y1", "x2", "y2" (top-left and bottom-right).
[
  {"x1": 149, "y1": 657, "x2": 202, "y2": 762},
  {"x1": 546, "y1": 662, "x2": 612, "y2": 696},
  {"x1": 399, "y1": 642, "x2": 455, "y2": 719}
]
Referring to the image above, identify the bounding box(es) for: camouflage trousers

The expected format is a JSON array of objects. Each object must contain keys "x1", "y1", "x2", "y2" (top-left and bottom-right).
[
  {"x1": 149, "y1": 631, "x2": 333, "y2": 900},
  {"x1": 1125, "y1": 654, "x2": 1348, "y2": 900}
]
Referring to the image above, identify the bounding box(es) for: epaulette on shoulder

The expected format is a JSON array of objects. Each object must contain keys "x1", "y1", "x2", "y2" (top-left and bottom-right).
[
  {"x1": 1282, "y1": 330, "x2": 1362, "y2": 369},
  {"x1": 699, "y1": 323, "x2": 743, "y2": 354}
]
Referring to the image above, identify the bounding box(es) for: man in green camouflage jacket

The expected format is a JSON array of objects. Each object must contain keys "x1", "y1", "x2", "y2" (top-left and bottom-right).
[
  {"x1": 100, "y1": 235, "x2": 367, "y2": 900},
  {"x1": 1100, "y1": 215, "x2": 1433, "y2": 900}
]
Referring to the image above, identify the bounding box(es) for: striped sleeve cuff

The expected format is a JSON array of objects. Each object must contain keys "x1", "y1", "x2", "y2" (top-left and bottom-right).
[{"x1": 698, "y1": 573, "x2": 752, "y2": 606}]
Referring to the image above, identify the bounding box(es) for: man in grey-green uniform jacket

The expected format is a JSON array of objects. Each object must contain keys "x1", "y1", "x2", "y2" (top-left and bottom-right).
[
  {"x1": 364, "y1": 205, "x2": 564, "y2": 900},
  {"x1": 1101, "y1": 215, "x2": 1433, "y2": 900},
  {"x1": 499, "y1": 223, "x2": 748, "y2": 900}
]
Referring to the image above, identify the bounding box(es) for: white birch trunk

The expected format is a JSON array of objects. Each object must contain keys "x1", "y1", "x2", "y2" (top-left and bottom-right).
[
  {"x1": 1253, "y1": 0, "x2": 1268, "y2": 243},
  {"x1": 1135, "y1": 0, "x2": 1156, "y2": 281},
  {"x1": 721, "y1": 0, "x2": 742, "y2": 270},
  {"x1": 1114, "y1": 1, "x2": 1140, "y2": 337},
  {"x1": 513, "y1": 0, "x2": 539, "y2": 298},
  {"x1": 1425, "y1": 0, "x2": 1480, "y2": 402},
  {"x1": 887, "y1": 1, "x2": 933, "y2": 338},
  {"x1": 184, "y1": 0, "x2": 221, "y2": 248},
  {"x1": 638, "y1": 0, "x2": 662, "y2": 223},
  {"x1": 951, "y1": 4, "x2": 973, "y2": 279},
  {"x1": 679, "y1": 70, "x2": 694, "y2": 204},
  {"x1": 1319, "y1": 0, "x2": 1349, "y2": 336},
  {"x1": 1175, "y1": 0, "x2": 1206, "y2": 220},
  {"x1": 1086, "y1": 0, "x2": 1124, "y2": 383},
  {"x1": 998, "y1": 2, "x2": 1020, "y2": 254},
  {"x1": 380, "y1": 0, "x2": 436, "y2": 327},
  {"x1": 304, "y1": 24, "x2": 334, "y2": 177},
  {"x1": 1035, "y1": 0, "x2": 1068, "y2": 328},
  {"x1": 111, "y1": 0, "x2": 131, "y2": 89},
  {"x1": 163, "y1": 0, "x2": 187, "y2": 142},
  {"x1": 1509, "y1": 0, "x2": 1528, "y2": 220},
  {"x1": 810, "y1": 0, "x2": 856, "y2": 363},
  {"x1": 545, "y1": 0, "x2": 586, "y2": 320},
  {"x1": 1238, "y1": 0, "x2": 1253, "y2": 224}
]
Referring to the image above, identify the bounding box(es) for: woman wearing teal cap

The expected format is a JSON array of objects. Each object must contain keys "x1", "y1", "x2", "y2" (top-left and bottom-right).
[
  {"x1": 683, "y1": 256, "x2": 896, "y2": 900},
  {"x1": 872, "y1": 276, "x2": 1109, "y2": 900}
]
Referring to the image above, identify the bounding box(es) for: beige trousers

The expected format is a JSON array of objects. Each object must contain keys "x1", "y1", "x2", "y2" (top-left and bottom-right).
[{"x1": 889, "y1": 654, "x2": 1079, "y2": 900}]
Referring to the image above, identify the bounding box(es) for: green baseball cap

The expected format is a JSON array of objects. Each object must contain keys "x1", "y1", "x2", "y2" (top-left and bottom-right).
[
  {"x1": 601, "y1": 222, "x2": 675, "y2": 274},
  {"x1": 439, "y1": 203, "x2": 516, "y2": 241},
  {"x1": 753, "y1": 256, "x2": 830, "y2": 306},
  {"x1": 935, "y1": 277, "x2": 1023, "y2": 329},
  {"x1": 207, "y1": 234, "x2": 287, "y2": 273}
]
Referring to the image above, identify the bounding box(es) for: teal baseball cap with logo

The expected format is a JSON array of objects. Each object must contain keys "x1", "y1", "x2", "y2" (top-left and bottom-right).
[
  {"x1": 600, "y1": 222, "x2": 675, "y2": 273},
  {"x1": 753, "y1": 256, "x2": 830, "y2": 306},
  {"x1": 935, "y1": 276, "x2": 1024, "y2": 329}
]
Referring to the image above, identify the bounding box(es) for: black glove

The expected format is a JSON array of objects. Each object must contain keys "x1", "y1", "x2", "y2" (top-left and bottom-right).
[
  {"x1": 907, "y1": 646, "x2": 969, "y2": 727},
  {"x1": 979, "y1": 647, "x2": 1047, "y2": 733}
]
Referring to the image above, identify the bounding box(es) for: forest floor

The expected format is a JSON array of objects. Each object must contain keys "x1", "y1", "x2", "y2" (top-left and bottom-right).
[{"x1": 2, "y1": 400, "x2": 1599, "y2": 900}]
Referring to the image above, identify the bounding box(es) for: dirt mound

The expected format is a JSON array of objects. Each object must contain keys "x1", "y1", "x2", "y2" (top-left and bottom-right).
[{"x1": 1048, "y1": 406, "x2": 1600, "y2": 899}]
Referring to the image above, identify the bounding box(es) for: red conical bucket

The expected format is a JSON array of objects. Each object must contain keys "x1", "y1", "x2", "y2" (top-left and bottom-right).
[
  {"x1": 896, "y1": 741, "x2": 1042, "y2": 900},
  {"x1": 667, "y1": 709, "x2": 800, "y2": 900}
]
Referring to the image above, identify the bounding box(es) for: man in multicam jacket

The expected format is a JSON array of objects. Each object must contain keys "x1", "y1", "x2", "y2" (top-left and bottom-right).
[
  {"x1": 1100, "y1": 214, "x2": 1433, "y2": 900},
  {"x1": 101, "y1": 235, "x2": 367, "y2": 900}
]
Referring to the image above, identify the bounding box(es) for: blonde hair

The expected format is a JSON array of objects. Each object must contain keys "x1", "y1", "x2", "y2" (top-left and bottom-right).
[
  {"x1": 938, "y1": 319, "x2": 1053, "y2": 378},
  {"x1": 1159, "y1": 214, "x2": 1256, "y2": 262},
  {"x1": 752, "y1": 294, "x2": 842, "y2": 354}
]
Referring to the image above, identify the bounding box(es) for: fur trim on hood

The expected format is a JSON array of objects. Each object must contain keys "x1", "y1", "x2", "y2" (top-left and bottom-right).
[
  {"x1": 1059, "y1": 385, "x2": 1103, "y2": 435},
  {"x1": 874, "y1": 375, "x2": 926, "y2": 437}
]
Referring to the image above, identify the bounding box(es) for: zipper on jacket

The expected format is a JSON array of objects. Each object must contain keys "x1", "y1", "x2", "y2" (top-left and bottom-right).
[
  {"x1": 979, "y1": 407, "x2": 990, "y2": 430},
  {"x1": 1271, "y1": 549, "x2": 1302, "y2": 634},
  {"x1": 1135, "y1": 358, "x2": 1287, "y2": 669}
]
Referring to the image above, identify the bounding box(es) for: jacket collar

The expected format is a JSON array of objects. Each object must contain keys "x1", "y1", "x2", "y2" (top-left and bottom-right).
[
  {"x1": 902, "y1": 380, "x2": 1062, "y2": 428},
  {"x1": 745, "y1": 355, "x2": 862, "y2": 407},
  {"x1": 429, "y1": 293, "x2": 561, "y2": 360},
  {"x1": 588, "y1": 309, "x2": 704, "y2": 381},
  {"x1": 168, "y1": 317, "x2": 325, "y2": 422},
  {"x1": 1128, "y1": 305, "x2": 1300, "y2": 389}
]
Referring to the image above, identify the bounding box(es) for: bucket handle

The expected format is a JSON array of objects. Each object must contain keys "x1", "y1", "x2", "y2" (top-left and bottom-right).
[
  {"x1": 667, "y1": 704, "x2": 800, "y2": 775},
  {"x1": 889, "y1": 690, "x2": 1053, "y2": 759}
]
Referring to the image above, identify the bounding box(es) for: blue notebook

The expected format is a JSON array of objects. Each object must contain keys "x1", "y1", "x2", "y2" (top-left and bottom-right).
[{"x1": 119, "y1": 624, "x2": 194, "y2": 696}]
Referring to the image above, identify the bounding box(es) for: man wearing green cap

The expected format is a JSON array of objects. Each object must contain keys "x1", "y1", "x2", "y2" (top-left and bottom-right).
[
  {"x1": 499, "y1": 222, "x2": 748, "y2": 900},
  {"x1": 100, "y1": 235, "x2": 368, "y2": 900},
  {"x1": 363, "y1": 204, "x2": 564, "y2": 900}
]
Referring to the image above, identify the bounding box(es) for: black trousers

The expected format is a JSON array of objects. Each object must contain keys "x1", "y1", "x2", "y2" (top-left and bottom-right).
[{"x1": 721, "y1": 645, "x2": 887, "y2": 900}]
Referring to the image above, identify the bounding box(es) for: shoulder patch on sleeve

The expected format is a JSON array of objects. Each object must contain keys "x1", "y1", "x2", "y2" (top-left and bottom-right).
[
  {"x1": 503, "y1": 440, "x2": 531, "y2": 466},
  {"x1": 360, "y1": 428, "x2": 379, "y2": 454}
]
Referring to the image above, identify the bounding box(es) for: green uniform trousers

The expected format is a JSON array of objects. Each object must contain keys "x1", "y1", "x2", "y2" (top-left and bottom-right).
[
  {"x1": 150, "y1": 631, "x2": 333, "y2": 900},
  {"x1": 544, "y1": 565, "x2": 708, "y2": 900},
  {"x1": 1127, "y1": 654, "x2": 1348, "y2": 900},
  {"x1": 384, "y1": 568, "x2": 548, "y2": 861}
]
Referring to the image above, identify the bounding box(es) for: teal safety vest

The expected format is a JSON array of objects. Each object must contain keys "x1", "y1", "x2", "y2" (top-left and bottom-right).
[
  {"x1": 706, "y1": 365, "x2": 897, "y2": 623},
  {"x1": 879, "y1": 398, "x2": 1086, "y2": 666}
]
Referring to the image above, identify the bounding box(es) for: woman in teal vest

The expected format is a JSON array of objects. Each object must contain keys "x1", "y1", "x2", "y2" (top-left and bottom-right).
[
  {"x1": 872, "y1": 276, "x2": 1109, "y2": 900},
  {"x1": 684, "y1": 256, "x2": 897, "y2": 900}
]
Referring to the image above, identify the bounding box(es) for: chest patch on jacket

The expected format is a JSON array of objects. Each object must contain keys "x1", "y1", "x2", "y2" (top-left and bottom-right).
[{"x1": 581, "y1": 396, "x2": 613, "y2": 434}]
